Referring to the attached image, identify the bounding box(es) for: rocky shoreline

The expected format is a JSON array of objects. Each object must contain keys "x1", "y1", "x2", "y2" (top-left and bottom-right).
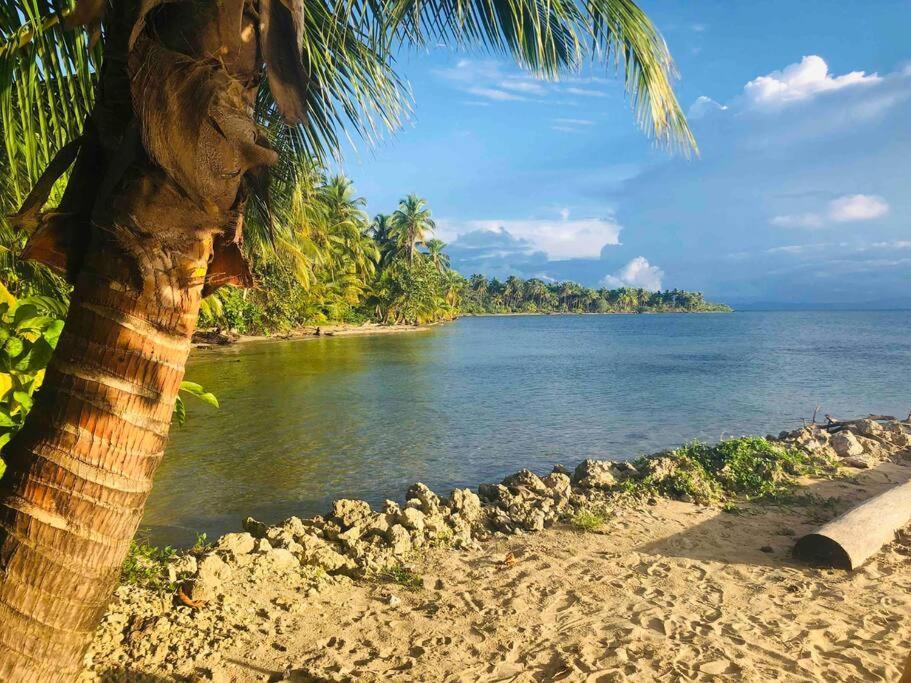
[{"x1": 83, "y1": 417, "x2": 911, "y2": 680}]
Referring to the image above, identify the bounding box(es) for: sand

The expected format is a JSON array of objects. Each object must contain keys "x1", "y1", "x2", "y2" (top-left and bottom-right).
[{"x1": 91, "y1": 461, "x2": 911, "y2": 682}]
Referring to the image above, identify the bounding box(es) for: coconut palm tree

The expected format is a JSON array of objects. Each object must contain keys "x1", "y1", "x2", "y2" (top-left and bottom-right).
[
  {"x1": 0, "y1": 0, "x2": 694, "y2": 676},
  {"x1": 424, "y1": 238, "x2": 450, "y2": 273},
  {"x1": 390, "y1": 194, "x2": 436, "y2": 264}
]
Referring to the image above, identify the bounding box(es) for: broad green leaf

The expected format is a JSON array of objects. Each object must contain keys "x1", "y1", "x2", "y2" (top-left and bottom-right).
[
  {"x1": 12, "y1": 391, "x2": 32, "y2": 414},
  {"x1": 0, "y1": 411, "x2": 16, "y2": 428},
  {"x1": 0, "y1": 282, "x2": 15, "y2": 308},
  {"x1": 43, "y1": 319, "x2": 65, "y2": 346},
  {"x1": 23, "y1": 338, "x2": 54, "y2": 373},
  {"x1": 172, "y1": 395, "x2": 187, "y2": 427},
  {"x1": 16, "y1": 315, "x2": 55, "y2": 332},
  {"x1": 4, "y1": 337, "x2": 24, "y2": 359},
  {"x1": 12, "y1": 304, "x2": 38, "y2": 327}
]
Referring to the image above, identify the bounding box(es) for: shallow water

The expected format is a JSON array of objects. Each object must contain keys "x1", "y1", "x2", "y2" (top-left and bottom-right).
[{"x1": 144, "y1": 311, "x2": 911, "y2": 544}]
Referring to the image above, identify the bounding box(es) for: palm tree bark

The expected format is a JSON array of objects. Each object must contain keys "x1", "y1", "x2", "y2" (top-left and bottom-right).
[
  {"x1": 0, "y1": 0, "x2": 283, "y2": 676},
  {"x1": 0, "y1": 224, "x2": 209, "y2": 680}
]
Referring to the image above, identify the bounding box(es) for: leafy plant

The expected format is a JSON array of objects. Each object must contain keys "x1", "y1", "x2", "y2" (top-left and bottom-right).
[
  {"x1": 0, "y1": 282, "x2": 65, "y2": 469},
  {"x1": 377, "y1": 563, "x2": 423, "y2": 591},
  {"x1": 570, "y1": 508, "x2": 609, "y2": 532},
  {"x1": 627, "y1": 437, "x2": 837, "y2": 506},
  {"x1": 121, "y1": 535, "x2": 177, "y2": 592},
  {"x1": 172, "y1": 381, "x2": 220, "y2": 427}
]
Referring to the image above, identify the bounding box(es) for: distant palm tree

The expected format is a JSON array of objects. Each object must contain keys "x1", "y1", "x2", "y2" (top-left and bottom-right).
[
  {"x1": 390, "y1": 194, "x2": 436, "y2": 264},
  {"x1": 424, "y1": 238, "x2": 450, "y2": 272}
]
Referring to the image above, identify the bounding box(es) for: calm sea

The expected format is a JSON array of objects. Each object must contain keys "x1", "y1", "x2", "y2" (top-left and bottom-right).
[{"x1": 143, "y1": 311, "x2": 911, "y2": 544}]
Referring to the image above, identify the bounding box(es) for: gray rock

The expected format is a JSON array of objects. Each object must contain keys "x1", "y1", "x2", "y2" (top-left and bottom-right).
[
  {"x1": 216, "y1": 532, "x2": 255, "y2": 557},
  {"x1": 400, "y1": 507, "x2": 425, "y2": 533},
  {"x1": 166, "y1": 555, "x2": 197, "y2": 584},
  {"x1": 365, "y1": 513, "x2": 390, "y2": 537},
  {"x1": 297, "y1": 535, "x2": 355, "y2": 573},
  {"x1": 187, "y1": 553, "x2": 231, "y2": 601},
  {"x1": 242, "y1": 516, "x2": 268, "y2": 538},
  {"x1": 329, "y1": 499, "x2": 373, "y2": 529},
  {"x1": 260, "y1": 548, "x2": 298, "y2": 571},
  {"x1": 406, "y1": 483, "x2": 442, "y2": 515},
  {"x1": 448, "y1": 488, "x2": 483, "y2": 522},
  {"x1": 386, "y1": 524, "x2": 412, "y2": 556},
  {"x1": 336, "y1": 525, "x2": 362, "y2": 549},
  {"x1": 542, "y1": 472, "x2": 572, "y2": 497},
  {"x1": 856, "y1": 419, "x2": 884, "y2": 437},
  {"x1": 477, "y1": 483, "x2": 512, "y2": 505},
  {"x1": 843, "y1": 453, "x2": 876, "y2": 469},
  {"x1": 572, "y1": 459, "x2": 628, "y2": 489},
  {"x1": 501, "y1": 469, "x2": 547, "y2": 494},
  {"x1": 831, "y1": 431, "x2": 864, "y2": 457},
  {"x1": 281, "y1": 516, "x2": 307, "y2": 538}
]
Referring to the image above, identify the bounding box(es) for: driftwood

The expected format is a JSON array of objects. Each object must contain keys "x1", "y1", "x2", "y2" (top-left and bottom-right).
[
  {"x1": 822, "y1": 414, "x2": 900, "y2": 431},
  {"x1": 794, "y1": 479, "x2": 911, "y2": 570}
]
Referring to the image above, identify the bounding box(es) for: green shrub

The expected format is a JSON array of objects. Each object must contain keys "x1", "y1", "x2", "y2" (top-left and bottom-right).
[
  {"x1": 0, "y1": 287, "x2": 66, "y2": 472},
  {"x1": 628, "y1": 437, "x2": 836, "y2": 505},
  {"x1": 121, "y1": 536, "x2": 177, "y2": 591},
  {"x1": 377, "y1": 563, "x2": 423, "y2": 591},
  {"x1": 570, "y1": 508, "x2": 609, "y2": 532}
]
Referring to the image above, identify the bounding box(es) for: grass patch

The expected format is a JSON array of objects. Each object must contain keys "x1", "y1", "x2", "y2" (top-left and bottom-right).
[
  {"x1": 571, "y1": 508, "x2": 609, "y2": 532},
  {"x1": 121, "y1": 535, "x2": 176, "y2": 592},
  {"x1": 377, "y1": 563, "x2": 423, "y2": 591},
  {"x1": 190, "y1": 531, "x2": 214, "y2": 555},
  {"x1": 625, "y1": 436, "x2": 838, "y2": 506}
]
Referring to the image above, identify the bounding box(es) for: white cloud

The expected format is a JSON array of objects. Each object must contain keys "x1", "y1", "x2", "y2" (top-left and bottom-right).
[
  {"x1": 439, "y1": 216, "x2": 622, "y2": 260},
  {"x1": 466, "y1": 87, "x2": 526, "y2": 102},
  {"x1": 871, "y1": 240, "x2": 911, "y2": 249},
  {"x1": 772, "y1": 194, "x2": 889, "y2": 229},
  {"x1": 499, "y1": 79, "x2": 547, "y2": 96},
  {"x1": 564, "y1": 87, "x2": 608, "y2": 98},
  {"x1": 435, "y1": 59, "x2": 614, "y2": 106},
  {"x1": 601, "y1": 257, "x2": 664, "y2": 291},
  {"x1": 688, "y1": 96, "x2": 728, "y2": 119},
  {"x1": 771, "y1": 213, "x2": 825, "y2": 229},
  {"x1": 827, "y1": 194, "x2": 889, "y2": 222},
  {"x1": 743, "y1": 55, "x2": 881, "y2": 108},
  {"x1": 554, "y1": 118, "x2": 594, "y2": 126}
]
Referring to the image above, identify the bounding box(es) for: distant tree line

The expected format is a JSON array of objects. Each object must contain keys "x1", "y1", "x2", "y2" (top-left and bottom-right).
[{"x1": 460, "y1": 275, "x2": 731, "y2": 314}]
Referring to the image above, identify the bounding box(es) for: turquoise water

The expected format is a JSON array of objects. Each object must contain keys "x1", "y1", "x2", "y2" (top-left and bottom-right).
[{"x1": 144, "y1": 311, "x2": 911, "y2": 544}]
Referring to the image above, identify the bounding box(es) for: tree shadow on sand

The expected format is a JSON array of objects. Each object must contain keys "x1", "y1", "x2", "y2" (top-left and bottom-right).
[{"x1": 636, "y1": 460, "x2": 911, "y2": 570}]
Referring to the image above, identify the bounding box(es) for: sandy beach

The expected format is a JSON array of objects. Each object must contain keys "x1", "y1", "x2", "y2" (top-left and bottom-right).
[
  {"x1": 85, "y1": 451, "x2": 911, "y2": 681},
  {"x1": 192, "y1": 322, "x2": 439, "y2": 348}
]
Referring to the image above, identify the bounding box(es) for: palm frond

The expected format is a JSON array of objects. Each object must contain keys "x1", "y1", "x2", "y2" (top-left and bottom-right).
[
  {"x1": 385, "y1": 0, "x2": 695, "y2": 152},
  {"x1": 0, "y1": 0, "x2": 96, "y2": 298}
]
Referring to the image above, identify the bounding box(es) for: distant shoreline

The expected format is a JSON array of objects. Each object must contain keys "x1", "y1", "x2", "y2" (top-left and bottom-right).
[
  {"x1": 192, "y1": 321, "x2": 439, "y2": 348},
  {"x1": 192, "y1": 310, "x2": 734, "y2": 348},
  {"x1": 465, "y1": 309, "x2": 733, "y2": 317}
]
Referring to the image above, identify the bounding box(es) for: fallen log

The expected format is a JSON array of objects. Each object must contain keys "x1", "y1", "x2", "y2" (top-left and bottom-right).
[
  {"x1": 794, "y1": 479, "x2": 911, "y2": 569},
  {"x1": 822, "y1": 414, "x2": 899, "y2": 432}
]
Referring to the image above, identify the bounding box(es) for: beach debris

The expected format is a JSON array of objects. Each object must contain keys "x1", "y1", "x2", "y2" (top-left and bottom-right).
[
  {"x1": 794, "y1": 478, "x2": 911, "y2": 570},
  {"x1": 176, "y1": 586, "x2": 206, "y2": 610}
]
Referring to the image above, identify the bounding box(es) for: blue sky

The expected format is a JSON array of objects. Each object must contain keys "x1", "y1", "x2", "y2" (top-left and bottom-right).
[{"x1": 335, "y1": 1, "x2": 910, "y2": 305}]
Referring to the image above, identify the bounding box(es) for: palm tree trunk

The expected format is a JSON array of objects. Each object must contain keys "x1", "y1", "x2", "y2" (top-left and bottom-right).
[{"x1": 0, "y1": 224, "x2": 209, "y2": 680}]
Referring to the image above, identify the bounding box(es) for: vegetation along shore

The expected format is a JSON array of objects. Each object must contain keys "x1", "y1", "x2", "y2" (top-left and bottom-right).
[{"x1": 84, "y1": 416, "x2": 911, "y2": 681}]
